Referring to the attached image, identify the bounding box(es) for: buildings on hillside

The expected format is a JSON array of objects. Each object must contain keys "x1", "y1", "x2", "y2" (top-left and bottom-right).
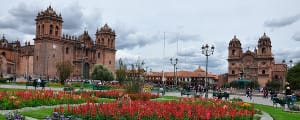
[
  {"x1": 227, "y1": 33, "x2": 287, "y2": 87},
  {"x1": 0, "y1": 6, "x2": 116, "y2": 80}
]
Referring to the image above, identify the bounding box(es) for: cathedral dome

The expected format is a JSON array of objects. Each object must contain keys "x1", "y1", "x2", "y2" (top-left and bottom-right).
[
  {"x1": 229, "y1": 35, "x2": 241, "y2": 47},
  {"x1": 36, "y1": 5, "x2": 62, "y2": 21},
  {"x1": 258, "y1": 33, "x2": 271, "y2": 46},
  {"x1": 97, "y1": 24, "x2": 115, "y2": 35}
]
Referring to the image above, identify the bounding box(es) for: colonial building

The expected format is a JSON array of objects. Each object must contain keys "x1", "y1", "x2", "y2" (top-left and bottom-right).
[
  {"x1": 145, "y1": 67, "x2": 219, "y2": 87},
  {"x1": 0, "y1": 6, "x2": 116, "y2": 80},
  {"x1": 227, "y1": 33, "x2": 287, "y2": 87}
]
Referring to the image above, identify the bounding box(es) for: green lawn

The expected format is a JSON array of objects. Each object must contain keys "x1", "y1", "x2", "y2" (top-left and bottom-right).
[
  {"x1": 151, "y1": 95, "x2": 181, "y2": 102},
  {"x1": 253, "y1": 104, "x2": 300, "y2": 120},
  {"x1": 0, "y1": 87, "x2": 23, "y2": 91},
  {"x1": 21, "y1": 108, "x2": 53, "y2": 119},
  {"x1": 0, "y1": 114, "x2": 5, "y2": 120},
  {"x1": 98, "y1": 98, "x2": 116, "y2": 102}
]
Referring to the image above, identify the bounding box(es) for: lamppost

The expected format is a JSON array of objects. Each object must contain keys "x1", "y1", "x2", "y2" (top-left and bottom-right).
[
  {"x1": 201, "y1": 44, "x2": 214, "y2": 98},
  {"x1": 282, "y1": 59, "x2": 293, "y2": 90},
  {"x1": 170, "y1": 58, "x2": 178, "y2": 87},
  {"x1": 13, "y1": 43, "x2": 18, "y2": 84},
  {"x1": 80, "y1": 43, "x2": 85, "y2": 92}
]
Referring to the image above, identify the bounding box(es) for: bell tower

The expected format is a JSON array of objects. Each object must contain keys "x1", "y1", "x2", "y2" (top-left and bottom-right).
[
  {"x1": 228, "y1": 35, "x2": 243, "y2": 82},
  {"x1": 35, "y1": 5, "x2": 63, "y2": 39},
  {"x1": 95, "y1": 24, "x2": 116, "y2": 72},
  {"x1": 257, "y1": 33, "x2": 272, "y2": 57},
  {"x1": 34, "y1": 6, "x2": 63, "y2": 78}
]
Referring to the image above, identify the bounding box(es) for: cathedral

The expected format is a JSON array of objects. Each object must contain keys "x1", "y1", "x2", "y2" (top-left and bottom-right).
[
  {"x1": 0, "y1": 6, "x2": 116, "y2": 80},
  {"x1": 227, "y1": 33, "x2": 287, "y2": 87}
]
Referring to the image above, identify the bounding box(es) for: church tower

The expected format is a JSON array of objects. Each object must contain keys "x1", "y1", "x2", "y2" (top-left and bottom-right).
[
  {"x1": 228, "y1": 35, "x2": 243, "y2": 82},
  {"x1": 256, "y1": 33, "x2": 274, "y2": 86},
  {"x1": 34, "y1": 6, "x2": 63, "y2": 78},
  {"x1": 95, "y1": 24, "x2": 116, "y2": 72}
]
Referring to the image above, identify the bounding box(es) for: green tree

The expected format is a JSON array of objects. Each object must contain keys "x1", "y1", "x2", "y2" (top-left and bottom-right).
[
  {"x1": 126, "y1": 60, "x2": 145, "y2": 94},
  {"x1": 91, "y1": 64, "x2": 114, "y2": 81},
  {"x1": 116, "y1": 58, "x2": 127, "y2": 85},
  {"x1": 56, "y1": 61, "x2": 73, "y2": 85},
  {"x1": 265, "y1": 80, "x2": 281, "y2": 91},
  {"x1": 287, "y1": 62, "x2": 300, "y2": 90}
]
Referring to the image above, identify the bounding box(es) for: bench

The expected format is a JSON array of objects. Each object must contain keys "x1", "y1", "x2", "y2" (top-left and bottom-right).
[
  {"x1": 272, "y1": 96, "x2": 296, "y2": 108},
  {"x1": 151, "y1": 87, "x2": 165, "y2": 95},
  {"x1": 92, "y1": 85, "x2": 111, "y2": 90},
  {"x1": 181, "y1": 89, "x2": 196, "y2": 96},
  {"x1": 213, "y1": 92, "x2": 229, "y2": 100}
]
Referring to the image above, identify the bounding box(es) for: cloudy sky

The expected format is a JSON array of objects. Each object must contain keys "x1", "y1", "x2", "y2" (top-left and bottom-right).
[{"x1": 0, "y1": 0, "x2": 300, "y2": 74}]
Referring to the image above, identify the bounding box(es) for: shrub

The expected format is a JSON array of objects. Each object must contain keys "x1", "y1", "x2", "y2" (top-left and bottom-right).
[
  {"x1": 231, "y1": 98, "x2": 243, "y2": 102},
  {"x1": 0, "y1": 78, "x2": 7, "y2": 83}
]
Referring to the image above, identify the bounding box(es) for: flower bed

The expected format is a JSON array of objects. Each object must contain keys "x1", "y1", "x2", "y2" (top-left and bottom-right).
[
  {"x1": 53, "y1": 98, "x2": 254, "y2": 120},
  {"x1": 93, "y1": 90, "x2": 159, "y2": 100},
  {"x1": 0, "y1": 90, "x2": 98, "y2": 110}
]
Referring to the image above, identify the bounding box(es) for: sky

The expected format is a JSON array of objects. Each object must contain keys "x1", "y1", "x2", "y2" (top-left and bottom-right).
[{"x1": 0, "y1": 0, "x2": 300, "y2": 74}]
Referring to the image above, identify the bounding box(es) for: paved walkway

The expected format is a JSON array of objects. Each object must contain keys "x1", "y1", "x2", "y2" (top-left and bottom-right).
[
  {"x1": 0, "y1": 84, "x2": 63, "y2": 91},
  {"x1": 165, "y1": 92, "x2": 274, "y2": 106}
]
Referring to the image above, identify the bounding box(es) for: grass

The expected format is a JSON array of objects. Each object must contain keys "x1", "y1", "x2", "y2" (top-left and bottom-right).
[
  {"x1": 295, "y1": 101, "x2": 300, "y2": 105},
  {"x1": 0, "y1": 87, "x2": 23, "y2": 91},
  {"x1": 98, "y1": 98, "x2": 116, "y2": 102},
  {"x1": 21, "y1": 108, "x2": 54, "y2": 119},
  {"x1": 151, "y1": 95, "x2": 181, "y2": 102},
  {"x1": 253, "y1": 103, "x2": 300, "y2": 120},
  {"x1": 0, "y1": 114, "x2": 5, "y2": 120}
]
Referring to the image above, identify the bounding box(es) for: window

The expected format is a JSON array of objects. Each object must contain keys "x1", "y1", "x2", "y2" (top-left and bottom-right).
[
  {"x1": 66, "y1": 47, "x2": 69, "y2": 54},
  {"x1": 109, "y1": 60, "x2": 111, "y2": 64},
  {"x1": 232, "y1": 70, "x2": 235, "y2": 75},
  {"x1": 1, "y1": 52, "x2": 6, "y2": 56},
  {"x1": 98, "y1": 52, "x2": 101, "y2": 58},
  {"x1": 232, "y1": 49, "x2": 236, "y2": 55},
  {"x1": 231, "y1": 62, "x2": 235, "y2": 66},
  {"x1": 49, "y1": 25, "x2": 53, "y2": 35},
  {"x1": 36, "y1": 56, "x2": 38, "y2": 61},
  {"x1": 262, "y1": 62, "x2": 266, "y2": 65},
  {"x1": 102, "y1": 38, "x2": 104, "y2": 44},
  {"x1": 275, "y1": 75, "x2": 279, "y2": 79},
  {"x1": 262, "y1": 47, "x2": 266, "y2": 54},
  {"x1": 55, "y1": 26, "x2": 59, "y2": 36},
  {"x1": 42, "y1": 24, "x2": 44, "y2": 34},
  {"x1": 262, "y1": 70, "x2": 265, "y2": 74},
  {"x1": 38, "y1": 25, "x2": 40, "y2": 35},
  {"x1": 85, "y1": 50, "x2": 88, "y2": 56}
]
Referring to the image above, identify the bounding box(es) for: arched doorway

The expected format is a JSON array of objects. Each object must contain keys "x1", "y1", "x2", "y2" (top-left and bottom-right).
[{"x1": 83, "y1": 63, "x2": 89, "y2": 79}]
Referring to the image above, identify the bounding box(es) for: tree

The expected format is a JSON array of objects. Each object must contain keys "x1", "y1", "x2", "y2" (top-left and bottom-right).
[
  {"x1": 287, "y1": 62, "x2": 300, "y2": 90},
  {"x1": 265, "y1": 80, "x2": 281, "y2": 91},
  {"x1": 91, "y1": 64, "x2": 114, "y2": 81},
  {"x1": 56, "y1": 61, "x2": 73, "y2": 85},
  {"x1": 116, "y1": 58, "x2": 127, "y2": 85}
]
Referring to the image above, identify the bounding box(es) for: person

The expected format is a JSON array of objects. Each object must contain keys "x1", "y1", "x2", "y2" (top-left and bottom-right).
[
  {"x1": 33, "y1": 79, "x2": 37, "y2": 90},
  {"x1": 270, "y1": 90, "x2": 276, "y2": 100},
  {"x1": 40, "y1": 80, "x2": 45, "y2": 90},
  {"x1": 246, "y1": 88, "x2": 252, "y2": 100},
  {"x1": 37, "y1": 78, "x2": 41, "y2": 87}
]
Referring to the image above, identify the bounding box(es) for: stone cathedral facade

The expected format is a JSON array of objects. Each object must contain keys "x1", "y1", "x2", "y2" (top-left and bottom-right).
[
  {"x1": 227, "y1": 33, "x2": 287, "y2": 87},
  {"x1": 0, "y1": 6, "x2": 116, "y2": 80}
]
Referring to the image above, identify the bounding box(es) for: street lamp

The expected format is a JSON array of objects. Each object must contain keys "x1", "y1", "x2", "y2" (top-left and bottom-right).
[
  {"x1": 282, "y1": 59, "x2": 293, "y2": 90},
  {"x1": 13, "y1": 43, "x2": 18, "y2": 84},
  {"x1": 80, "y1": 43, "x2": 85, "y2": 92},
  {"x1": 170, "y1": 58, "x2": 178, "y2": 87},
  {"x1": 201, "y1": 44, "x2": 214, "y2": 98}
]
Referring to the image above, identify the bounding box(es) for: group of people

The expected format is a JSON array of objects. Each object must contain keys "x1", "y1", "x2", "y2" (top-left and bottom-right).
[{"x1": 32, "y1": 78, "x2": 46, "y2": 90}]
